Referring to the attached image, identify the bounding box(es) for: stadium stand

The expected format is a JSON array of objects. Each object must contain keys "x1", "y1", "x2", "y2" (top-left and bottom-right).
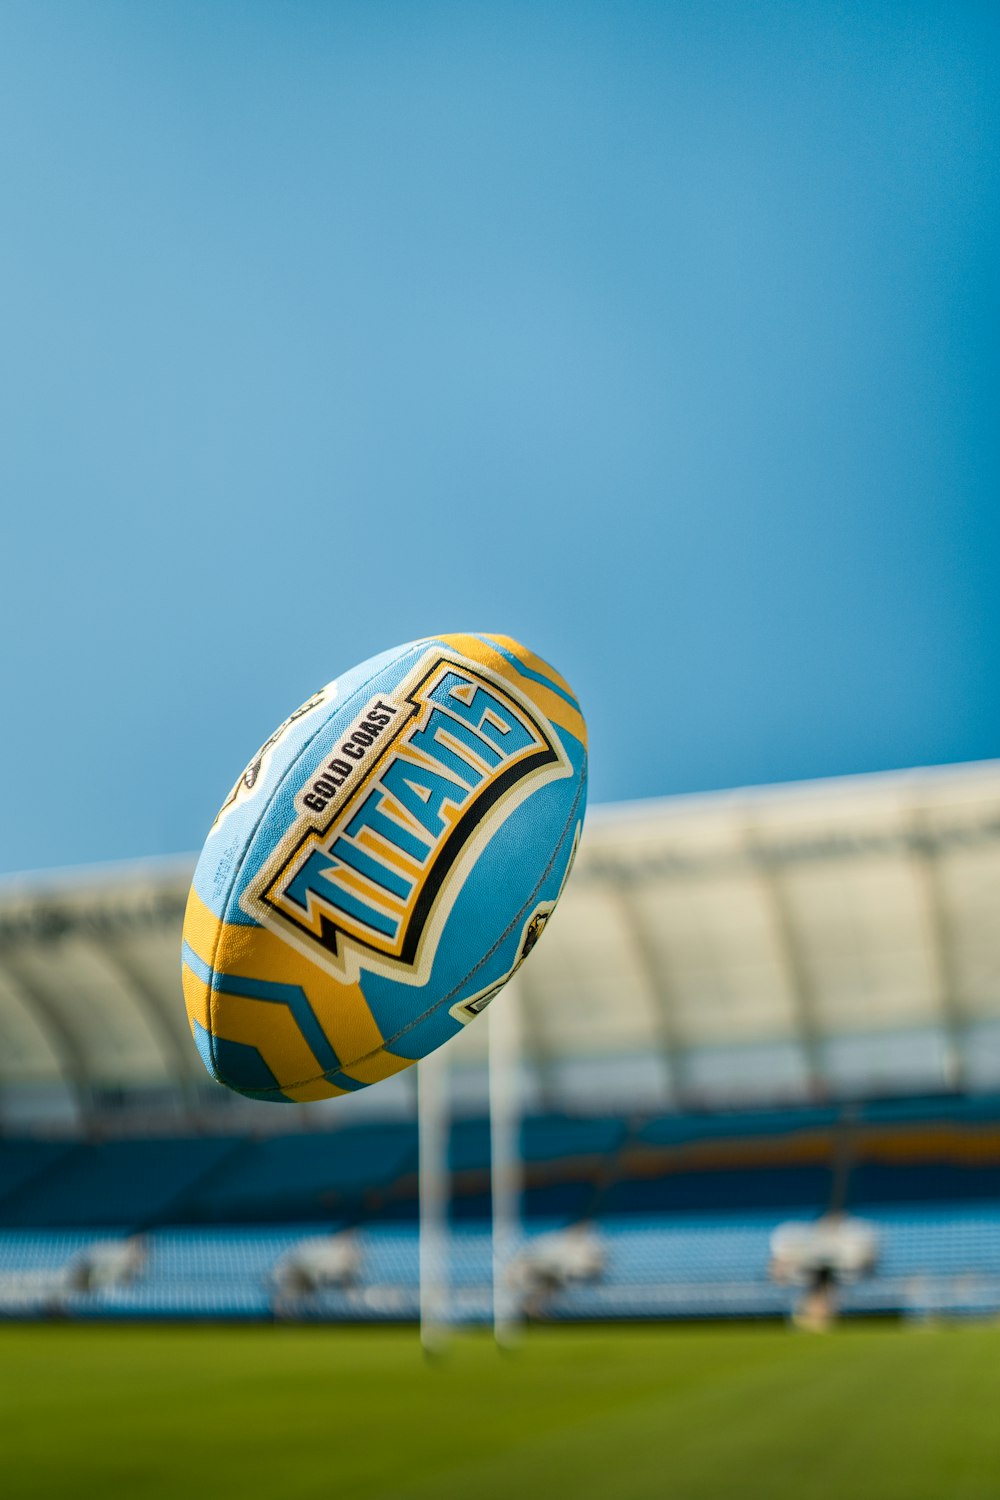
[
  {"x1": 3, "y1": 1206, "x2": 1000, "y2": 1323},
  {"x1": 2, "y1": 762, "x2": 1000, "y2": 1322},
  {"x1": 3, "y1": 1094, "x2": 997, "y2": 1228},
  {"x1": 0, "y1": 1135, "x2": 244, "y2": 1228},
  {"x1": 1, "y1": 1093, "x2": 999, "y2": 1321}
]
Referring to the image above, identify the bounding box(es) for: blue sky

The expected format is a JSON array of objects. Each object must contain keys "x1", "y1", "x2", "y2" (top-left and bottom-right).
[{"x1": 1, "y1": 0, "x2": 997, "y2": 875}]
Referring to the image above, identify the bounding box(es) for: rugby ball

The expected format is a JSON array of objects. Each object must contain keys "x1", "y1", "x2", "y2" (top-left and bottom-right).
[{"x1": 181, "y1": 634, "x2": 587, "y2": 1101}]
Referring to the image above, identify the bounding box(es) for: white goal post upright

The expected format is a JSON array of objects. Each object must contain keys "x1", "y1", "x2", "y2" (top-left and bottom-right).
[
  {"x1": 489, "y1": 982, "x2": 523, "y2": 1347},
  {"x1": 417, "y1": 984, "x2": 524, "y2": 1354},
  {"x1": 417, "y1": 1045, "x2": 449, "y2": 1355}
]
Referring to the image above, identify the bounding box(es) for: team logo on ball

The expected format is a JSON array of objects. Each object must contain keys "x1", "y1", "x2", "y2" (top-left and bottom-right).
[
  {"x1": 244, "y1": 653, "x2": 572, "y2": 984},
  {"x1": 211, "y1": 682, "x2": 336, "y2": 829}
]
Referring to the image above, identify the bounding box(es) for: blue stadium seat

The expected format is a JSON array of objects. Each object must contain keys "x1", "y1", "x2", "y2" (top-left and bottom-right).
[
  {"x1": 182, "y1": 1125, "x2": 417, "y2": 1224},
  {"x1": 0, "y1": 1140, "x2": 82, "y2": 1220},
  {"x1": 0, "y1": 1136, "x2": 244, "y2": 1229}
]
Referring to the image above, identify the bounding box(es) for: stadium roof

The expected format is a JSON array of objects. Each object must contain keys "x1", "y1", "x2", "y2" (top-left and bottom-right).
[{"x1": 2, "y1": 760, "x2": 999, "y2": 1127}]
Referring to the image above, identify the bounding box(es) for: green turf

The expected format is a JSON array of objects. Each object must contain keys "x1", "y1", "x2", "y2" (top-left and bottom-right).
[{"x1": 2, "y1": 1322, "x2": 999, "y2": 1499}]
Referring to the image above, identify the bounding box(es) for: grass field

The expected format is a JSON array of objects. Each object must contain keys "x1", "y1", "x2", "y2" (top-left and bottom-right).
[{"x1": 3, "y1": 1322, "x2": 999, "y2": 1499}]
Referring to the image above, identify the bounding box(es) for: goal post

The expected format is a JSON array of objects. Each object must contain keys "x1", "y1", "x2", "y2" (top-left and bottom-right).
[
  {"x1": 417, "y1": 982, "x2": 524, "y2": 1353},
  {"x1": 417, "y1": 1045, "x2": 449, "y2": 1355},
  {"x1": 489, "y1": 983, "x2": 523, "y2": 1347}
]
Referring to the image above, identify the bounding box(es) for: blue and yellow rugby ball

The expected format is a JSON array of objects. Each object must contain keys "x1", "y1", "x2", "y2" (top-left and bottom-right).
[{"x1": 182, "y1": 634, "x2": 587, "y2": 1101}]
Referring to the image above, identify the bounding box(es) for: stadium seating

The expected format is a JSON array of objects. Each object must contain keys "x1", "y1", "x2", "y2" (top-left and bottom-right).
[
  {"x1": 0, "y1": 1136, "x2": 245, "y2": 1228},
  {"x1": 2, "y1": 1095, "x2": 999, "y2": 1231},
  {"x1": 2, "y1": 1206, "x2": 999, "y2": 1323},
  {"x1": 1, "y1": 1094, "x2": 998, "y2": 1322},
  {"x1": 0, "y1": 1139, "x2": 80, "y2": 1205},
  {"x1": 180, "y1": 1125, "x2": 418, "y2": 1224}
]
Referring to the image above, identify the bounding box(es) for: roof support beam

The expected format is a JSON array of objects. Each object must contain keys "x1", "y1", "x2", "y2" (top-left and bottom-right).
[
  {"x1": 604, "y1": 870, "x2": 689, "y2": 1107},
  {"x1": 507, "y1": 966, "x2": 558, "y2": 1113},
  {"x1": 0, "y1": 951, "x2": 93, "y2": 1123},
  {"x1": 92, "y1": 935, "x2": 203, "y2": 1113},
  {"x1": 743, "y1": 830, "x2": 826, "y2": 1098},
  {"x1": 908, "y1": 811, "x2": 967, "y2": 1091}
]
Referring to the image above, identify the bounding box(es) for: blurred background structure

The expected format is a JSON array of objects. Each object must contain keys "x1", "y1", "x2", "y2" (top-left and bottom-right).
[{"x1": 3, "y1": 759, "x2": 999, "y2": 1326}]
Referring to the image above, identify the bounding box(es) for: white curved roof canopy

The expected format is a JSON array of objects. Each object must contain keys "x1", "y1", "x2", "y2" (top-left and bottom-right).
[{"x1": 1, "y1": 761, "x2": 999, "y2": 1127}]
